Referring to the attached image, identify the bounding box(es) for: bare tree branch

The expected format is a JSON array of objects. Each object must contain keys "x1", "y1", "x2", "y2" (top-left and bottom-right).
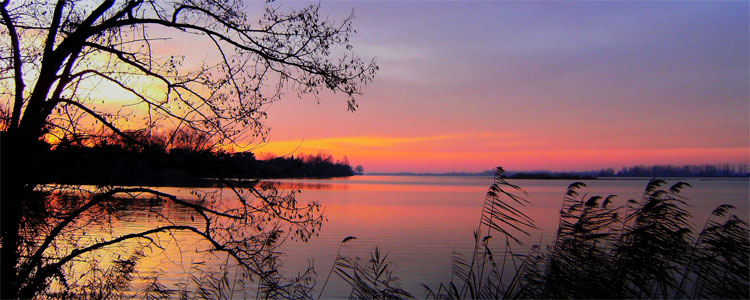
[
  {"x1": 1, "y1": 0, "x2": 24, "y2": 130},
  {"x1": 2, "y1": 1, "x2": 374, "y2": 297}
]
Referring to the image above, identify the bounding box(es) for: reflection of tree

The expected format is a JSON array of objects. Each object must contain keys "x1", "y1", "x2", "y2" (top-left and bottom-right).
[{"x1": 0, "y1": 1, "x2": 376, "y2": 298}]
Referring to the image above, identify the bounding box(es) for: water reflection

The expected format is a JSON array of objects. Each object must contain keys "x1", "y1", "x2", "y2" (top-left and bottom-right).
[
  {"x1": 275, "y1": 176, "x2": 750, "y2": 298},
  {"x1": 30, "y1": 183, "x2": 322, "y2": 299},
  {"x1": 38, "y1": 176, "x2": 750, "y2": 298}
]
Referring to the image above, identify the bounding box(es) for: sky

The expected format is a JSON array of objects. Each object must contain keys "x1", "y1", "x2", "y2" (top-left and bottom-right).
[
  {"x1": 248, "y1": 1, "x2": 749, "y2": 173},
  {"x1": 94, "y1": 1, "x2": 748, "y2": 173}
]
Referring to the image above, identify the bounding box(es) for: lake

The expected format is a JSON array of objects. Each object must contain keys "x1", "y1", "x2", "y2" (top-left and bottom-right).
[
  {"x1": 273, "y1": 176, "x2": 750, "y2": 298},
  {"x1": 52, "y1": 175, "x2": 750, "y2": 298}
]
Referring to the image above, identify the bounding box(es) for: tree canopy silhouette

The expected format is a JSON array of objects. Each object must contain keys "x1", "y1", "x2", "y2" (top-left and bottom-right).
[{"x1": 0, "y1": 0, "x2": 376, "y2": 298}]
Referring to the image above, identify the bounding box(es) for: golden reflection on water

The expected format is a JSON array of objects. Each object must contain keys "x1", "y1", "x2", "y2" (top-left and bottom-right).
[{"x1": 38, "y1": 176, "x2": 750, "y2": 297}]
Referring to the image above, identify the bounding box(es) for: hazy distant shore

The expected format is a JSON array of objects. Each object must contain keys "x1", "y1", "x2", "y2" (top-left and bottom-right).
[{"x1": 369, "y1": 164, "x2": 750, "y2": 179}]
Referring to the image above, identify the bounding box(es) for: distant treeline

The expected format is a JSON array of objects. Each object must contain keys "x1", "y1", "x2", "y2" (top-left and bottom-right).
[
  {"x1": 504, "y1": 164, "x2": 750, "y2": 178},
  {"x1": 375, "y1": 164, "x2": 750, "y2": 178},
  {"x1": 39, "y1": 142, "x2": 357, "y2": 186},
  {"x1": 599, "y1": 164, "x2": 749, "y2": 177}
]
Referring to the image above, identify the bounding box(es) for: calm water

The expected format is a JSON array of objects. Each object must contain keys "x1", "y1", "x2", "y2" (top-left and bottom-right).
[
  {"x1": 57, "y1": 176, "x2": 750, "y2": 298},
  {"x1": 274, "y1": 176, "x2": 750, "y2": 298}
]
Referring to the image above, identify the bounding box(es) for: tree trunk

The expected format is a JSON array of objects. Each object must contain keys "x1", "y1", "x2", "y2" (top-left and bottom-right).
[
  {"x1": 1, "y1": 130, "x2": 38, "y2": 299},
  {"x1": 1, "y1": 131, "x2": 22, "y2": 299}
]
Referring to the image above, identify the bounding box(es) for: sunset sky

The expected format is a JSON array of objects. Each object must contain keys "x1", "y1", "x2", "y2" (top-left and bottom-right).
[{"x1": 238, "y1": 2, "x2": 748, "y2": 173}]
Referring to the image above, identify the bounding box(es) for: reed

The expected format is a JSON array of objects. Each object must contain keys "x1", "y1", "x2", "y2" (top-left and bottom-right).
[
  {"x1": 420, "y1": 167, "x2": 749, "y2": 299},
  {"x1": 332, "y1": 246, "x2": 413, "y2": 299}
]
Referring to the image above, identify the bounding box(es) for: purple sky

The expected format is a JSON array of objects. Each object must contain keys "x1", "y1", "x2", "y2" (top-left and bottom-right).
[{"x1": 254, "y1": 1, "x2": 749, "y2": 172}]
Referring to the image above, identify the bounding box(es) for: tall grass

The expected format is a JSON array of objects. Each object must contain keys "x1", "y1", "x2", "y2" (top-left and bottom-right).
[
  {"x1": 332, "y1": 246, "x2": 413, "y2": 299},
  {"x1": 418, "y1": 167, "x2": 749, "y2": 299}
]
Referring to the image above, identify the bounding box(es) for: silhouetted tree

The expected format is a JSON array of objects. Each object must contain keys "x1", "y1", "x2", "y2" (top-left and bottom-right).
[{"x1": 0, "y1": 0, "x2": 376, "y2": 298}]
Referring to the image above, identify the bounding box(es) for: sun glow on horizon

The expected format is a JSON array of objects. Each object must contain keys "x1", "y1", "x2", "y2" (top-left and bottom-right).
[{"x1": 249, "y1": 134, "x2": 750, "y2": 173}]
